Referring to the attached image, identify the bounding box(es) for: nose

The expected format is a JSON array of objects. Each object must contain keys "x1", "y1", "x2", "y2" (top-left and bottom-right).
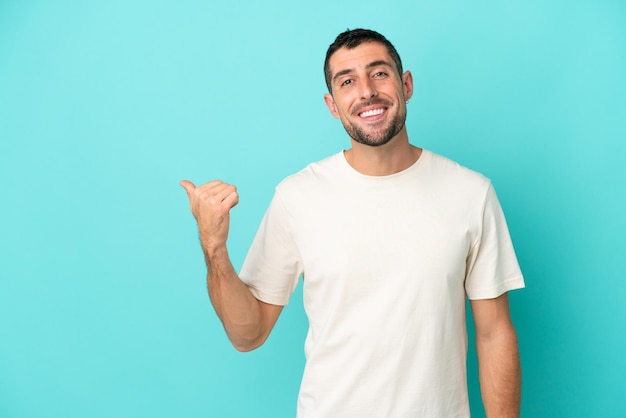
[{"x1": 360, "y1": 78, "x2": 377, "y2": 99}]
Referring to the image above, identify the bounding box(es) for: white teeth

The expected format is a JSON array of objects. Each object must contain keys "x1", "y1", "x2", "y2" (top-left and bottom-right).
[{"x1": 360, "y1": 108, "x2": 385, "y2": 118}]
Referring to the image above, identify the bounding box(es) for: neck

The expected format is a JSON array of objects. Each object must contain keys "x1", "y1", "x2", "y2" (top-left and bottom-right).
[{"x1": 344, "y1": 129, "x2": 422, "y2": 176}]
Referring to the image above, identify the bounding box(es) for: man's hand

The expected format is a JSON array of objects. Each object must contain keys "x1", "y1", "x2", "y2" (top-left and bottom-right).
[
  {"x1": 180, "y1": 180, "x2": 239, "y2": 255},
  {"x1": 180, "y1": 179, "x2": 282, "y2": 351}
]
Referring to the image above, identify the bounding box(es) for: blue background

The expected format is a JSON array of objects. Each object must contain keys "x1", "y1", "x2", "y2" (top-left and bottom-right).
[{"x1": 1, "y1": 0, "x2": 624, "y2": 417}]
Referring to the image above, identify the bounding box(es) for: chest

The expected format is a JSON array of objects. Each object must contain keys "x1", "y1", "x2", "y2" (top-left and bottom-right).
[{"x1": 292, "y1": 186, "x2": 474, "y2": 286}]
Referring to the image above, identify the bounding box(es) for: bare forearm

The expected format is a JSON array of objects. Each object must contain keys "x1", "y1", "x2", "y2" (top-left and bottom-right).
[
  {"x1": 476, "y1": 328, "x2": 521, "y2": 418},
  {"x1": 204, "y1": 246, "x2": 268, "y2": 351}
]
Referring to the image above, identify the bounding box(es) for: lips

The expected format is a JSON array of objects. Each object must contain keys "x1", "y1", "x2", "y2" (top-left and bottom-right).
[
  {"x1": 359, "y1": 108, "x2": 385, "y2": 118},
  {"x1": 353, "y1": 99, "x2": 393, "y2": 118}
]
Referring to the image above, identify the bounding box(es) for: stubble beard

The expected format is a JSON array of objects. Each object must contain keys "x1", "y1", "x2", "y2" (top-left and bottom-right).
[{"x1": 342, "y1": 104, "x2": 407, "y2": 147}]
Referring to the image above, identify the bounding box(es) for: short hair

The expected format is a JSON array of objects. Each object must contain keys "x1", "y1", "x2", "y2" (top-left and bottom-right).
[{"x1": 324, "y1": 28, "x2": 404, "y2": 93}]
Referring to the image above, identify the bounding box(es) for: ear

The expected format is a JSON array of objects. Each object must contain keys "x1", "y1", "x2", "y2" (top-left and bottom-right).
[
  {"x1": 401, "y1": 70, "x2": 414, "y2": 101},
  {"x1": 324, "y1": 93, "x2": 341, "y2": 119}
]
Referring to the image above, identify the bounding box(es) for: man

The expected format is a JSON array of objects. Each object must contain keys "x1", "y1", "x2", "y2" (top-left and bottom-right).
[{"x1": 181, "y1": 29, "x2": 524, "y2": 417}]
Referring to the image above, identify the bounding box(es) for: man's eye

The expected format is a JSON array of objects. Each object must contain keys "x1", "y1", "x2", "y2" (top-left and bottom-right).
[
  {"x1": 341, "y1": 79, "x2": 353, "y2": 87},
  {"x1": 374, "y1": 71, "x2": 387, "y2": 78}
]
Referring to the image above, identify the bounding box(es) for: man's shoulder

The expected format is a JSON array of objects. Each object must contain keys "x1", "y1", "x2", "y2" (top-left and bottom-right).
[
  {"x1": 425, "y1": 149, "x2": 491, "y2": 187},
  {"x1": 420, "y1": 150, "x2": 493, "y2": 205},
  {"x1": 276, "y1": 151, "x2": 344, "y2": 192}
]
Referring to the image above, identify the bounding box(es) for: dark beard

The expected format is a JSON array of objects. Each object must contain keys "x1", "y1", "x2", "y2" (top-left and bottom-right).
[{"x1": 342, "y1": 110, "x2": 406, "y2": 147}]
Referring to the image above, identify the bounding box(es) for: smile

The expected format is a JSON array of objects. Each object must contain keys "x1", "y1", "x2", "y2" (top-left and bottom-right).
[{"x1": 359, "y1": 108, "x2": 386, "y2": 118}]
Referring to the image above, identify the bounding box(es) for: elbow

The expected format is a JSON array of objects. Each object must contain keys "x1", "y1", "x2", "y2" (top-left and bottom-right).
[
  {"x1": 232, "y1": 342, "x2": 261, "y2": 352},
  {"x1": 229, "y1": 332, "x2": 268, "y2": 352}
]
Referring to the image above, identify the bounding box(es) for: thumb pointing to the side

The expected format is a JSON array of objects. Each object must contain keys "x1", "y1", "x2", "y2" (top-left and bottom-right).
[{"x1": 179, "y1": 180, "x2": 196, "y2": 201}]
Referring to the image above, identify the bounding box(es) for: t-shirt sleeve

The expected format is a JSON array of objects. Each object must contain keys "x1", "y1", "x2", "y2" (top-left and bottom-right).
[
  {"x1": 239, "y1": 189, "x2": 303, "y2": 306},
  {"x1": 465, "y1": 183, "x2": 525, "y2": 299}
]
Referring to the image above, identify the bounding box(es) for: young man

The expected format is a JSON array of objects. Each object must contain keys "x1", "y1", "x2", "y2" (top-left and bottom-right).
[{"x1": 181, "y1": 29, "x2": 525, "y2": 418}]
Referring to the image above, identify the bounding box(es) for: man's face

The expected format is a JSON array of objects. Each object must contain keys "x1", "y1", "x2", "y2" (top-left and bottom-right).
[{"x1": 324, "y1": 42, "x2": 413, "y2": 147}]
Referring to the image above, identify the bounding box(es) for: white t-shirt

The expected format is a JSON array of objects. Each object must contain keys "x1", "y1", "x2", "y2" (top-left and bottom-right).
[{"x1": 240, "y1": 150, "x2": 524, "y2": 418}]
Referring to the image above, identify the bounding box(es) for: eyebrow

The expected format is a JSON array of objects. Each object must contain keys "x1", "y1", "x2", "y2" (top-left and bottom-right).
[{"x1": 332, "y1": 60, "x2": 395, "y2": 84}]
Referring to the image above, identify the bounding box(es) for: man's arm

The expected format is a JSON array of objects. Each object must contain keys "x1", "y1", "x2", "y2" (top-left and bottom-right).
[
  {"x1": 470, "y1": 293, "x2": 521, "y2": 418},
  {"x1": 181, "y1": 179, "x2": 283, "y2": 352}
]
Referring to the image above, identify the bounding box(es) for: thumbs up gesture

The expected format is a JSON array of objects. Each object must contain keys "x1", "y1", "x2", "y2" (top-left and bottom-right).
[{"x1": 180, "y1": 180, "x2": 239, "y2": 254}]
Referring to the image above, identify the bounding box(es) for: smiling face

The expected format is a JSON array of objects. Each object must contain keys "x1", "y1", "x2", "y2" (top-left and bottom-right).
[{"x1": 324, "y1": 42, "x2": 413, "y2": 147}]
